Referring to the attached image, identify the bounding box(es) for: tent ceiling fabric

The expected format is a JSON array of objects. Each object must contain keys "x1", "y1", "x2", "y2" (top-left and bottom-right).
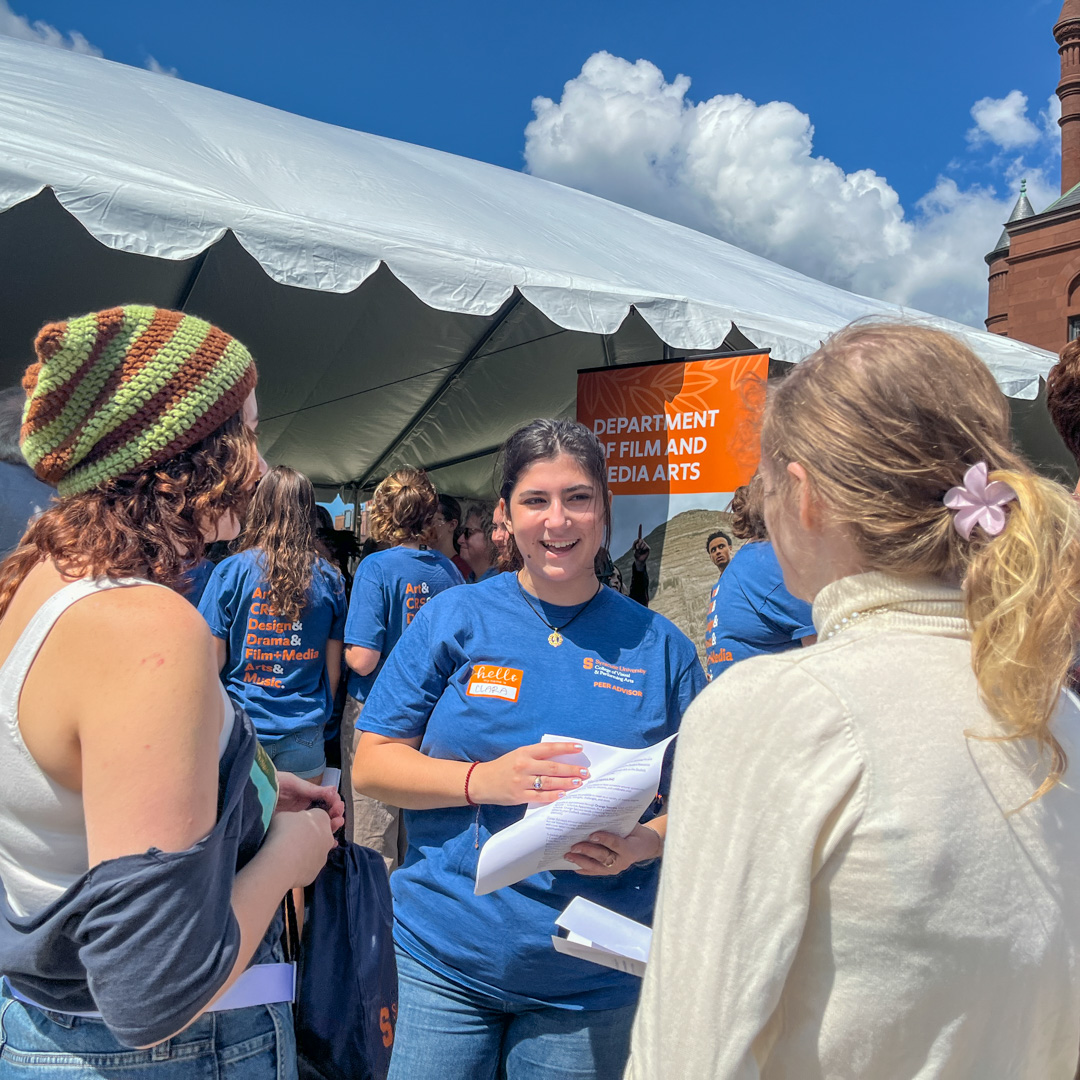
[{"x1": 0, "y1": 36, "x2": 1063, "y2": 496}]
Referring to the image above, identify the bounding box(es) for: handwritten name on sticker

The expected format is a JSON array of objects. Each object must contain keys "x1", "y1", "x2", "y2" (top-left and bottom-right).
[{"x1": 467, "y1": 665, "x2": 524, "y2": 702}]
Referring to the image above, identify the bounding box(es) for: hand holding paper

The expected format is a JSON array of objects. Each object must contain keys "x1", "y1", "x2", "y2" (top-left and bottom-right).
[
  {"x1": 564, "y1": 821, "x2": 662, "y2": 876},
  {"x1": 474, "y1": 734, "x2": 674, "y2": 895}
]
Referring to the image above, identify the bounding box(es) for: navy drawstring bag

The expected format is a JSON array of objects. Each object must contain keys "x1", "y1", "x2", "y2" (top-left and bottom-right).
[{"x1": 285, "y1": 838, "x2": 398, "y2": 1080}]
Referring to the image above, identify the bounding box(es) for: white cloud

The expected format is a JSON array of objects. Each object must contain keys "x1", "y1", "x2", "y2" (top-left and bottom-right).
[
  {"x1": 145, "y1": 54, "x2": 178, "y2": 77},
  {"x1": 1042, "y1": 93, "x2": 1063, "y2": 150},
  {"x1": 0, "y1": 5, "x2": 177, "y2": 79},
  {"x1": 524, "y1": 53, "x2": 1059, "y2": 329},
  {"x1": 968, "y1": 90, "x2": 1042, "y2": 150},
  {"x1": 0, "y1": 0, "x2": 100, "y2": 55}
]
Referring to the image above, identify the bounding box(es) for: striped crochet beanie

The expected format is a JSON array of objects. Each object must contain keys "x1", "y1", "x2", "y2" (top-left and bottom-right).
[{"x1": 20, "y1": 306, "x2": 257, "y2": 497}]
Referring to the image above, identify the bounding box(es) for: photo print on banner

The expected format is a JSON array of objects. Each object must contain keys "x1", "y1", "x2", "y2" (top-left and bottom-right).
[{"x1": 576, "y1": 351, "x2": 767, "y2": 656}]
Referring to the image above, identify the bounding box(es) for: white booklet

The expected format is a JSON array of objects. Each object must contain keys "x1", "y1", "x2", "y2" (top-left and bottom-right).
[
  {"x1": 473, "y1": 733, "x2": 675, "y2": 895},
  {"x1": 551, "y1": 896, "x2": 652, "y2": 977}
]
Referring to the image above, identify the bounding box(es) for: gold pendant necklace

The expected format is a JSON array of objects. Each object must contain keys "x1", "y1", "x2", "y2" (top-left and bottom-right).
[{"x1": 517, "y1": 576, "x2": 601, "y2": 647}]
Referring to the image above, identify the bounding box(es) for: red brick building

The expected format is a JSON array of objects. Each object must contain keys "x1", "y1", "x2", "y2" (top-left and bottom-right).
[{"x1": 986, "y1": 0, "x2": 1080, "y2": 350}]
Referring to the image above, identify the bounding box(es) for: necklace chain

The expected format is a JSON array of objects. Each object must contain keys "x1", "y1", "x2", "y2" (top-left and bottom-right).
[
  {"x1": 516, "y1": 576, "x2": 602, "y2": 647},
  {"x1": 823, "y1": 605, "x2": 893, "y2": 640}
]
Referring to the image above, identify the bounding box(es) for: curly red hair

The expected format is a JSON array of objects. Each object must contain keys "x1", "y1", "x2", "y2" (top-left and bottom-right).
[{"x1": 0, "y1": 411, "x2": 260, "y2": 619}]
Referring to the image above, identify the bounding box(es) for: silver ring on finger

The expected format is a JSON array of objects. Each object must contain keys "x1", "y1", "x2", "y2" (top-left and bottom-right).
[
  {"x1": 605, "y1": 854, "x2": 617, "y2": 868},
  {"x1": 532, "y1": 775, "x2": 544, "y2": 791}
]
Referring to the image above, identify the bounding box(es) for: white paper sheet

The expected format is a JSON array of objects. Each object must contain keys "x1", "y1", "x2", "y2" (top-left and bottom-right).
[
  {"x1": 550, "y1": 935, "x2": 647, "y2": 978},
  {"x1": 550, "y1": 896, "x2": 653, "y2": 977},
  {"x1": 473, "y1": 733, "x2": 675, "y2": 895}
]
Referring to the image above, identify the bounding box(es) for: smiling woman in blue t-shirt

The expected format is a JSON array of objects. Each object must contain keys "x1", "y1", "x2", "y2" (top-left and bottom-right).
[
  {"x1": 353, "y1": 419, "x2": 705, "y2": 1080},
  {"x1": 200, "y1": 466, "x2": 347, "y2": 781}
]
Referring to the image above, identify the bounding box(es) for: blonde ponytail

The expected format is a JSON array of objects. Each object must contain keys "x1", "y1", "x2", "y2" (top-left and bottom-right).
[
  {"x1": 965, "y1": 470, "x2": 1080, "y2": 799},
  {"x1": 762, "y1": 321, "x2": 1080, "y2": 801}
]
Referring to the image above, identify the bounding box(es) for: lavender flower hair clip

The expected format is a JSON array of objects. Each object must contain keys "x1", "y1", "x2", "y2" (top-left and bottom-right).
[{"x1": 943, "y1": 462, "x2": 1016, "y2": 540}]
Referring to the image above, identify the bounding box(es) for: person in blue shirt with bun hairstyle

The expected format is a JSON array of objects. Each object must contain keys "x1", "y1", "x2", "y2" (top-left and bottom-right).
[
  {"x1": 342, "y1": 467, "x2": 464, "y2": 869},
  {"x1": 352, "y1": 418, "x2": 705, "y2": 1080}
]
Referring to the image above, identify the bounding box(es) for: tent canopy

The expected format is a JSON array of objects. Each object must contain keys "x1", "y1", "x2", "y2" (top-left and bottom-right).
[{"x1": 0, "y1": 36, "x2": 1066, "y2": 497}]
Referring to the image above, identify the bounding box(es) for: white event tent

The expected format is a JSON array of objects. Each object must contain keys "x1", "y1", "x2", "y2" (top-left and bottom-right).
[{"x1": 0, "y1": 36, "x2": 1070, "y2": 497}]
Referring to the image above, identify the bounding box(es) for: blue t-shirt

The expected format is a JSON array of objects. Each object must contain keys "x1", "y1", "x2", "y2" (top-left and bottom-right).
[
  {"x1": 0, "y1": 461, "x2": 52, "y2": 557},
  {"x1": 199, "y1": 549, "x2": 347, "y2": 740},
  {"x1": 359, "y1": 572, "x2": 706, "y2": 1010},
  {"x1": 705, "y1": 540, "x2": 814, "y2": 680},
  {"x1": 343, "y1": 546, "x2": 464, "y2": 702},
  {"x1": 179, "y1": 557, "x2": 215, "y2": 607}
]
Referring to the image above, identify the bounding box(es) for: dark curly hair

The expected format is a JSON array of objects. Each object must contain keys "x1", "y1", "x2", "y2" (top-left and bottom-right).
[{"x1": 705, "y1": 529, "x2": 732, "y2": 553}]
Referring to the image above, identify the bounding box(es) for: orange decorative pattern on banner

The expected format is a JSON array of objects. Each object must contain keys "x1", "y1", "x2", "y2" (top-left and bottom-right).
[
  {"x1": 466, "y1": 665, "x2": 524, "y2": 702},
  {"x1": 576, "y1": 354, "x2": 768, "y2": 495}
]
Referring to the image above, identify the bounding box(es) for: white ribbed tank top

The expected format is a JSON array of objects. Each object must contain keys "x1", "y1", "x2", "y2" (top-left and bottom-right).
[{"x1": 0, "y1": 577, "x2": 232, "y2": 917}]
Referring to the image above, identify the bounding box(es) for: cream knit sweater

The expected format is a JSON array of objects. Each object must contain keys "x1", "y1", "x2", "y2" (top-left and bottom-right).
[{"x1": 627, "y1": 572, "x2": 1080, "y2": 1080}]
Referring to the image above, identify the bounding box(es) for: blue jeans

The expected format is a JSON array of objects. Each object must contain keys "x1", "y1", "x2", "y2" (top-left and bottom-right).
[
  {"x1": 262, "y1": 727, "x2": 325, "y2": 779},
  {"x1": 0, "y1": 988, "x2": 297, "y2": 1079},
  {"x1": 387, "y1": 948, "x2": 637, "y2": 1080}
]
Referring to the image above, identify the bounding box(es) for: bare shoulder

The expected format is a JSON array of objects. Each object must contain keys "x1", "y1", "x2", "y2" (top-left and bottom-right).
[
  {"x1": 40, "y1": 581, "x2": 221, "y2": 741},
  {"x1": 58, "y1": 582, "x2": 214, "y2": 670},
  {"x1": 18, "y1": 578, "x2": 222, "y2": 827}
]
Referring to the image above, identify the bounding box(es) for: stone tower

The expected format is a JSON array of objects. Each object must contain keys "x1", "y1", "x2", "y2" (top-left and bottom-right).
[
  {"x1": 983, "y1": 2, "x2": 1080, "y2": 351},
  {"x1": 1057, "y1": 0, "x2": 1080, "y2": 194}
]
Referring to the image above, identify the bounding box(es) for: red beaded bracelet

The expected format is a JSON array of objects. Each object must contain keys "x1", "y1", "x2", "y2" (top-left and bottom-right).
[
  {"x1": 464, "y1": 761, "x2": 480, "y2": 807},
  {"x1": 464, "y1": 761, "x2": 482, "y2": 848}
]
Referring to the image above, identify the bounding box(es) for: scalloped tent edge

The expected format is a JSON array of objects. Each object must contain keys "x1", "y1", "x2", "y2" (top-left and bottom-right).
[{"x1": 0, "y1": 36, "x2": 1072, "y2": 495}]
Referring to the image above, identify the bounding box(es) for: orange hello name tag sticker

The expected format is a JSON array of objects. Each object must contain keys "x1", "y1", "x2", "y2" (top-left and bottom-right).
[{"x1": 466, "y1": 665, "x2": 523, "y2": 703}]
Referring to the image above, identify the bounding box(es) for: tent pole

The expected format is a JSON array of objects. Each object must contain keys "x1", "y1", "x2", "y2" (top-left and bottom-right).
[
  {"x1": 175, "y1": 250, "x2": 210, "y2": 311},
  {"x1": 357, "y1": 291, "x2": 522, "y2": 489},
  {"x1": 602, "y1": 335, "x2": 615, "y2": 367},
  {"x1": 415, "y1": 441, "x2": 504, "y2": 475}
]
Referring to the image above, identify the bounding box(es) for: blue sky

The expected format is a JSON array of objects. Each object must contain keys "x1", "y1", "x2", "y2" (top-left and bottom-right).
[{"x1": 0, "y1": 0, "x2": 1069, "y2": 327}]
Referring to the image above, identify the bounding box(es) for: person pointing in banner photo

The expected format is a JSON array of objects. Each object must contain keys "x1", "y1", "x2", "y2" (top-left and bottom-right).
[
  {"x1": 598, "y1": 527, "x2": 650, "y2": 607},
  {"x1": 351, "y1": 418, "x2": 706, "y2": 1080}
]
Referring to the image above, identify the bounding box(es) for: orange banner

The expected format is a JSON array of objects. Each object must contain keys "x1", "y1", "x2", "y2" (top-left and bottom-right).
[{"x1": 576, "y1": 352, "x2": 768, "y2": 495}]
